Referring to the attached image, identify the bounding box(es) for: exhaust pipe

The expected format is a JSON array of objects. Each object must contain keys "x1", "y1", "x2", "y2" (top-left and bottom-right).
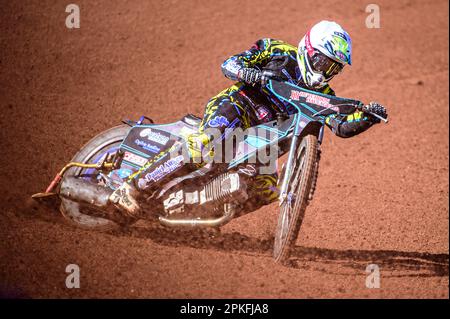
[
  {"x1": 59, "y1": 176, "x2": 114, "y2": 210},
  {"x1": 158, "y1": 203, "x2": 236, "y2": 228},
  {"x1": 60, "y1": 177, "x2": 237, "y2": 228}
]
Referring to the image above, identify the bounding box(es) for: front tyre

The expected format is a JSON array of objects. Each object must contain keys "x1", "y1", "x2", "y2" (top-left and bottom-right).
[{"x1": 273, "y1": 134, "x2": 319, "y2": 264}]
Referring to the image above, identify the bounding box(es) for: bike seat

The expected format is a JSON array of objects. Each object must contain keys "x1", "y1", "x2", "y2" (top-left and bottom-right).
[{"x1": 181, "y1": 114, "x2": 202, "y2": 127}]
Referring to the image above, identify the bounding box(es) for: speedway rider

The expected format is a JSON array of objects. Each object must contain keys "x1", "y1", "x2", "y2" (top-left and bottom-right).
[{"x1": 112, "y1": 20, "x2": 388, "y2": 216}]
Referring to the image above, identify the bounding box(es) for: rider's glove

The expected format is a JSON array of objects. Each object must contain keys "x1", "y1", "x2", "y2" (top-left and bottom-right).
[
  {"x1": 363, "y1": 102, "x2": 388, "y2": 123},
  {"x1": 238, "y1": 68, "x2": 261, "y2": 85}
]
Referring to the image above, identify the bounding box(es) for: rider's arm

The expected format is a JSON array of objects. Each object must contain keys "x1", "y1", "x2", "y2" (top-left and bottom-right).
[
  {"x1": 221, "y1": 38, "x2": 272, "y2": 81},
  {"x1": 325, "y1": 111, "x2": 377, "y2": 138}
]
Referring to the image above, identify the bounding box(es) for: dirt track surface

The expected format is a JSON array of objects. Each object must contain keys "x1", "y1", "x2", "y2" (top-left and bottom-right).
[{"x1": 0, "y1": 0, "x2": 448, "y2": 298}]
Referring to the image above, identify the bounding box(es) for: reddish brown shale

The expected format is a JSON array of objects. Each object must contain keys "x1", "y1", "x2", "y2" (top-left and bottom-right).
[{"x1": 0, "y1": 0, "x2": 448, "y2": 298}]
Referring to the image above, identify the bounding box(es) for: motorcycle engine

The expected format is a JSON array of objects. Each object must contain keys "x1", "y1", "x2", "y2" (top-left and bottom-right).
[{"x1": 162, "y1": 172, "x2": 248, "y2": 216}]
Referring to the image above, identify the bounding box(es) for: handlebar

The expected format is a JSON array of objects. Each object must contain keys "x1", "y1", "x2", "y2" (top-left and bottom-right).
[{"x1": 266, "y1": 78, "x2": 388, "y2": 124}]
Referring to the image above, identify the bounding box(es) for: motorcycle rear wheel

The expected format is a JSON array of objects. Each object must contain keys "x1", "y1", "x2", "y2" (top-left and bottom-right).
[
  {"x1": 273, "y1": 134, "x2": 319, "y2": 264},
  {"x1": 59, "y1": 125, "x2": 136, "y2": 231}
]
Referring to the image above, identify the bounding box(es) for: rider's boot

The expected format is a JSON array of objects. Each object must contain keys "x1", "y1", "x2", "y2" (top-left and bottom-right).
[
  {"x1": 186, "y1": 132, "x2": 213, "y2": 169},
  {"x1": 109, "y1": 182, "x2": 142, "y2": 217}
]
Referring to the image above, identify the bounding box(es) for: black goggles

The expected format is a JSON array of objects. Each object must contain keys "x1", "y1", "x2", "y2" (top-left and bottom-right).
[{"x1": 308, "y1": 50, "x2": 344, "y2": 78}]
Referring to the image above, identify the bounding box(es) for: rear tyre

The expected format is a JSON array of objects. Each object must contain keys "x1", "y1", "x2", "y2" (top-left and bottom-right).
[
  {"x1": 273, "y1": 134, "x2": 320, "y2": 264},
  {"x1": 59, "y1": 125, "x2": 136, "y2": 231}
]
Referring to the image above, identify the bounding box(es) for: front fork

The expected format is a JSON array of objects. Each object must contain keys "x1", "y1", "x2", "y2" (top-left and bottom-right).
[{"x1": 278, "y1": 122, "x2": 324, "y2": 205}]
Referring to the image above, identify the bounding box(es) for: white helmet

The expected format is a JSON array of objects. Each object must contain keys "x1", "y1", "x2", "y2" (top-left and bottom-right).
[{"x1": 297, "y1": 20, "x2": 352, "y2": 89}]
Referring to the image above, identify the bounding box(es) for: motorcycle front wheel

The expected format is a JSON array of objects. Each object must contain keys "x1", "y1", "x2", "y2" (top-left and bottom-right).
[{"x1": 273, "y1": 134, "x2": 320, "y2": 264}]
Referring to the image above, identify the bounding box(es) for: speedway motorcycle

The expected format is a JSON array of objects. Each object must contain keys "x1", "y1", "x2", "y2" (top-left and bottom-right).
[{"x1": 32, "y1": 79, "x2": 387, "y2": 264}]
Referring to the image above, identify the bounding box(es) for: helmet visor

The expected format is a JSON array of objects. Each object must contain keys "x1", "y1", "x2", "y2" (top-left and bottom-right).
[{"x1": 308, "y1": 50, "x2": 344, "y2": 79}]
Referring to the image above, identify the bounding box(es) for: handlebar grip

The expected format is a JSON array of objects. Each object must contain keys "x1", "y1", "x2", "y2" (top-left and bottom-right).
[{"x1": 358, "y1": 104, "x2": 388, "y2": 123}]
